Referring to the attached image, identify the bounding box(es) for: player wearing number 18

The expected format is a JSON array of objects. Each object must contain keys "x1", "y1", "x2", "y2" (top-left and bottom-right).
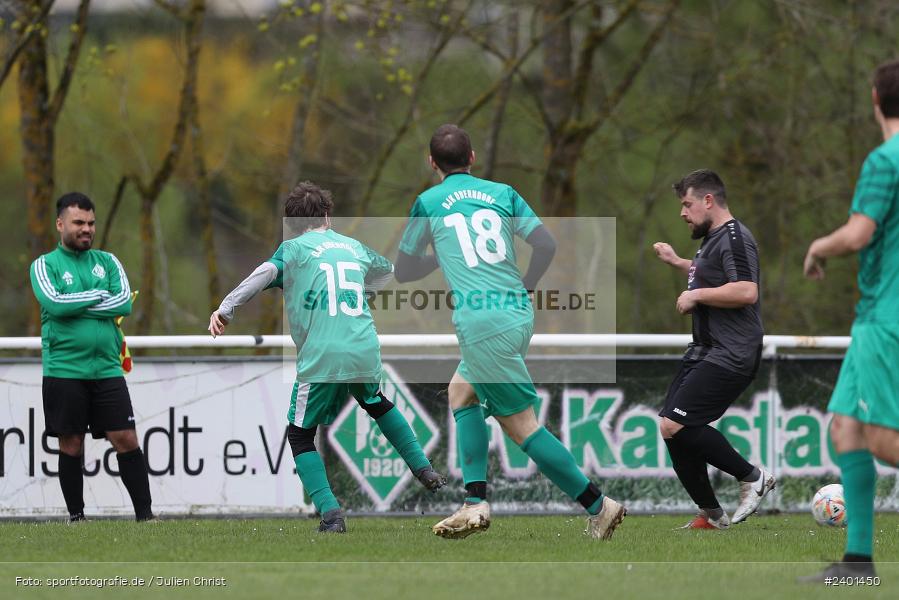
[
  {"x1": 395, "y1": 124, "x2": 627, "y2": 540},
  {"x1": 208, "y1": 182, "x2": 445, "y2": 533}
]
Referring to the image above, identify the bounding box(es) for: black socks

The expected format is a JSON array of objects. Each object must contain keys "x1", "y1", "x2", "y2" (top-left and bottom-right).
[
  {"x1": 465, "y1": 481, "x2": 487, "y2": 503},
  {"x1": 58, "y1": 452, "x2": 85, "y2": 518},
  {"x1": 674, "y1": 425, "x2": 756, "y2": 481},
  {"x1": 117, "y1": 448, "x2": 154, "y2": 521},
  {"x1": 664, "y1": 436, "x2": 720, "y2": 510}
]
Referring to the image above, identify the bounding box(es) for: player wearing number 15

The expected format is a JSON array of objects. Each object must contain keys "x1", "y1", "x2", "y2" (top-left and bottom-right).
[
  {"x1": 395, "y1": 125, "x2": 627, "y2": 540},
  {"x1": 208, "y1": 182, "x2": 445, "y2": 533}
]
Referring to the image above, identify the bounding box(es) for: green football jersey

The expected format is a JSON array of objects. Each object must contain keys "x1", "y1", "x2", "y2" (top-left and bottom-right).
[
  {"x1": 399, "y1": 172, "x2": 543, "y2": 345},
  {"x1": 850, "y1": 133, "x2": 899, "y2": 324},
  {"x1": 267, "y1": 229, "x2": 393, "y2": 382},
  {"x1": 30, "y1": 244, "x2": 133, "y2": 379}
]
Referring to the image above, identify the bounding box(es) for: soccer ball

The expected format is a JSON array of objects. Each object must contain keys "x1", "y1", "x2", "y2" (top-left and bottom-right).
[{"x1": 812, "y1": 484, "x2": 847, "y2": 527}]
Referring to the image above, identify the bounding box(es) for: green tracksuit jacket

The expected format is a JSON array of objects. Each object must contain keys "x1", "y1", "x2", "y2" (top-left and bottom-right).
[{"x1": 29, "y1": 244, "x2": 133, "y2": 379}]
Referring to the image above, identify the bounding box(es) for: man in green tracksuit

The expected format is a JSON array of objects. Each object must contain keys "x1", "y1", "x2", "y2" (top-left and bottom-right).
[{"x1": 30, "y1": 192, "x2": 153, "y2": 522}]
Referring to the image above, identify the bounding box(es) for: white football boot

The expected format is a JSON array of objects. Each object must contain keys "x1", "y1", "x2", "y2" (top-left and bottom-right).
[
  {"x1": 432, "y1": 501, "x2": 491, "y2": 539},
  {"x1": 586, "y1": 496, "x2": 627, "y2": 540},
  {"x1": 731, "y1": 468, "x2": 776, "y2": 524}
]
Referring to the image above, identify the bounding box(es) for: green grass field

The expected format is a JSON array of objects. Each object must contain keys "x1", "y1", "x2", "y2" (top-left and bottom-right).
[{"x1": 1, "y1": 514, "x2": 897, "y2": 599}]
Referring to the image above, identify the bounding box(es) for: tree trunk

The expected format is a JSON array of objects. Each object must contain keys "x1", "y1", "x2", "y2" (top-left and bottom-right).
[
  {"x1": 17, "y1": 1, "x2": 54, "y2": 334},
  {"x1": 191, "y1": 110, "x2": 219, "y2": 306},
  {"x1": 257, "y1": 1, "x2": 327, "y2": 338},
  {"x1": 539, "y1": 0, "x2": 679, "y2": 217},
  {"x1": 541, "y1": 0, "x2": 574, "y2": 130},
  {"x1": 137, "y1": 196, "x2": 156, "y2": 334},
  {"x1": 539, "y1": 0, "x2": 579, "y2": 218},
  {"x1": 541, "y1": 132, "x2": 584, "y2": 217},
  {"x1": 483, "y1": 12, "x2": 519, "y2": 180},
  {"x1": 128, "y1": 0, "x2": 205, "y2": 333}
]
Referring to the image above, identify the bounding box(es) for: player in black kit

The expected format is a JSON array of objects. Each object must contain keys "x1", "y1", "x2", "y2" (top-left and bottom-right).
[{"x1": 653, "y1": 170, "x2": 776, "y2": 529}]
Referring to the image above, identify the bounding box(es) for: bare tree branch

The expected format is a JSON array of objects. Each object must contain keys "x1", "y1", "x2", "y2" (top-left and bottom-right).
[
  {"x1": 190, "y1": 106, "x2": 219, "y2": 306},
  {"x1": 571, "y1": 0, "x2": 639, "y2": 121},
  {"x1": 454, "y1": 0, "x2": 593, "y2": 127},
  {"x1": 541, "y1": 0, "x2": 680, "y2": 217},
  {"x1": 452, "y1": 16, "x2": 553, "y2": 135},
  {"x1": 584, "y1": 0, "x2": 681, "y2": 135},
  {"x1": 99, "y1": 174, "x2": 134, "y2": 248},
  {"x1": 389, "y1": 1, "x2": 597, "y2": 213},
  {"x1": 105, "y1": 0, "x2": 206, "y2": 333},
  {"x1": 0, "y1": 0, "x2": 54, "y2": 90},
  {"x1": 514, "y1": 72, "x2": 554, "y2": 134},
  {"x1": 277, "y1": 0, "x2": 326, "y2": 199},
  {"x1": 258, "y1": 0, "x2": 328, "y2": 338},
  {"x1": 48, "y1": 0, "x2": 90, "y2": 125},
  {"x1": 484, "y1": 12, "x2": 519, "y2": 180},
  {"x1": 352, "y1": 1, "x2": 476, "y2": 223},
  {"x1": 153, "y1": 0, "x2": 185, "y2": 19}
]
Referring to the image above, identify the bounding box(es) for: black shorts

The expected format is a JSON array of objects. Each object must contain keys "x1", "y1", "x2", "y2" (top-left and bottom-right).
[
  {"x1": 42, "y1": 377, "x2": 136, "y2": 439},
  {"x1": 658, "y1": 360, "x2": 754, "y2": 427}
]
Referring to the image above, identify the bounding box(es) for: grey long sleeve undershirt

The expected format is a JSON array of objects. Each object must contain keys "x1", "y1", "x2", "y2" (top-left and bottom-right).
[
  {"x1": 217, "y1": 262, "x2": 278, "y2": 322},
  {"x1": 218, "y1": 261, "x2": 393, "y2": 323},
  {"x1": 365, "y1": 267, "x2": 394, "y2": 293}
]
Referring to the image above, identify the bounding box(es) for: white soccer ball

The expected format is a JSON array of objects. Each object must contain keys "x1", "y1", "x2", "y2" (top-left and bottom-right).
[{"x1": 812, "y1": 483, "x2": 847, "y2": 527}]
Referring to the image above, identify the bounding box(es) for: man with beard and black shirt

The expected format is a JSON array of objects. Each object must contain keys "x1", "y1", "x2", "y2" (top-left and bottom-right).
[{"x1": 652, "y1": 169, "x2": 774, "y2": 529}]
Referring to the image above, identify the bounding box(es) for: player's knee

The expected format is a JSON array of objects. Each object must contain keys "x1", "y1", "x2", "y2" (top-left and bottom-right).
[
  {"x1": 502, "y1": 422, "x2": 535, "y2": 447},
  {"x1": 867, "y1": 434, "x2": 899, "y2": 467},
  {"x1": 58, "y1": 435, "x2": 84, "y2": 457},
  {"x1": 829, "y1": 416, "x2": 864, "y2": 453},
  {"x1": 496, "y1": 410, "x2": 539, "y2": 446},
  {"x1": 828, "y1": 417, "x2": 842, "y2": 440},
  {"x1": 447, "y1": 386, "x2": 478, "y2": 411},
  {"x1": 659, "y1": 418, "x2": 681, "y2": 439},
  {"x1": 355, "y1": 392, "x2": 394, "y2": 420},
  {"x1": 107, "y1": 429, "x2": 139, "y2": 453},
  {"x1": 287, "y1": 424, "x2": 317, "y2": 457}
]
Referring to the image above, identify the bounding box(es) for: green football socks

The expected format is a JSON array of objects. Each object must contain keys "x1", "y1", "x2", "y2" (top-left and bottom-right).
[
  {"x1": 376, "y1": 407, "x2": 431, "y2": 472},
  {"x1": 454, "y1": 405, "x2": 489, "y2": 502},
  {"x1": 837, "y1": 449, "x2": 876, "y2": 558},
  {"x1": 294, "y1": 451, "x2": 340, "y2": 515},
  {"x1": 521, "y1": 427, "x2": 602, "y2": 514}
]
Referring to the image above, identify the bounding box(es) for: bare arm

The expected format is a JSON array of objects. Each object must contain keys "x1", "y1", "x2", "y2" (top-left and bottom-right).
[
  {"x1": 653, "y1": 242, "x2": 691, "y2": 274},
  {"x1": 804, "y1": 214, "x2": 877, "y2": 280}
]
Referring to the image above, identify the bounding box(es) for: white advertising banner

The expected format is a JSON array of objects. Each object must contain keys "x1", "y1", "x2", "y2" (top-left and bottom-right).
[
  {"x1": 3, "y1": 356, "x2": 897, "y2": 515},
  {"x1": 0, "y1": 360, "x2": 310, "y2": 517}
]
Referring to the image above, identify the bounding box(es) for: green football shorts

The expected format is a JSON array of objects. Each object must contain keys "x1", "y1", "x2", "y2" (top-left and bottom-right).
[
  {"x1": 288, "y1": 380, "x2": 380, "y2": 429},
  {"x1": 828, "y1": 322, "x2": 899, "y2": 430},
  {"x1": 457, "y1": 322, "x2": 540, "y2": 418}
]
